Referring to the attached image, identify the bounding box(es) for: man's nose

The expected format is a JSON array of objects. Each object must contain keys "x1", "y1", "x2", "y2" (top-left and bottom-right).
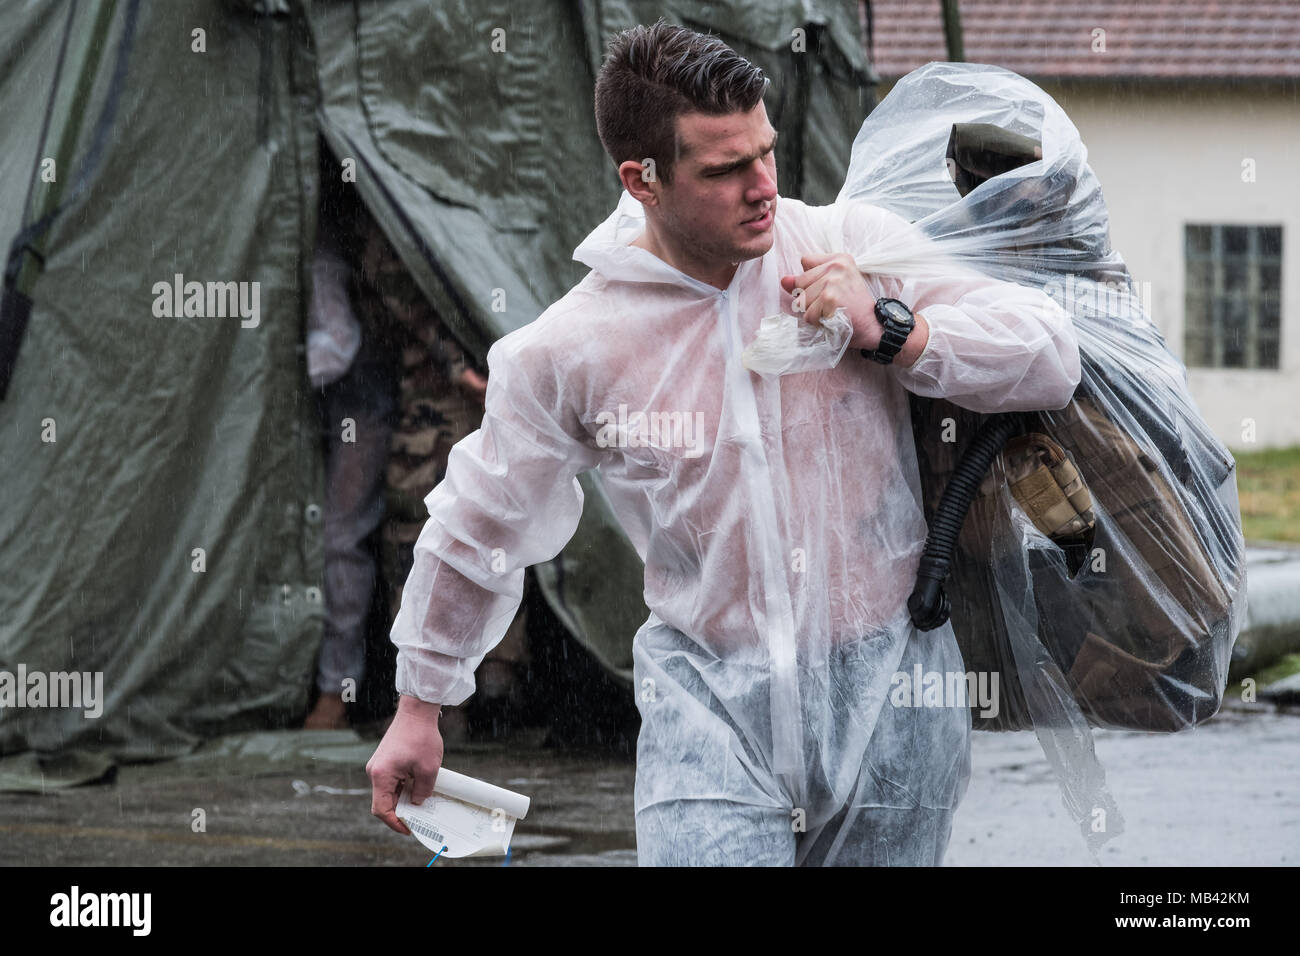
[{"x1": 745, "y1": 158, "x2": 777, "y2": 202}]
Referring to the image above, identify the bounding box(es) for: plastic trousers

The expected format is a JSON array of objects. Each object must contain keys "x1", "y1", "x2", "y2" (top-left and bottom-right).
[{"x1": 632, "y1": 615, "x2": 972, "y2": 866}]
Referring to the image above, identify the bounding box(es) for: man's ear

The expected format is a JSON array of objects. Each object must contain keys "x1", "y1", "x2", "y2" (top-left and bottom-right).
[{"x1": 618, "y1": 159, "x2": 662, "y2": 206}]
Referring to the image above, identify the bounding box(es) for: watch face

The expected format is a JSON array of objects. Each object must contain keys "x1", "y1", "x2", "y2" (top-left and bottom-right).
[{"x1": 879, "y1": 299, "x2": 914, "y2": 327}]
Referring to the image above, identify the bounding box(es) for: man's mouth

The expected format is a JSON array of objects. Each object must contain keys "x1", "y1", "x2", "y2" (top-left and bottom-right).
[{"x1": 742, "y1": 207, "x2": 773, "y2": 230}]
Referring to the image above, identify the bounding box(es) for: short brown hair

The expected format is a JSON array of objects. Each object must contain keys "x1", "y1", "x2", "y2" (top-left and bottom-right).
[{"x1": 594, "y1": 20, "x2": 769, "y2": 184}]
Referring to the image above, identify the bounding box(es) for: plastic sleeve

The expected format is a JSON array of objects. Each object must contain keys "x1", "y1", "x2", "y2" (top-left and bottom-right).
[{"x1": 389, "y1": 333, "x2": 605, "y2": 705}]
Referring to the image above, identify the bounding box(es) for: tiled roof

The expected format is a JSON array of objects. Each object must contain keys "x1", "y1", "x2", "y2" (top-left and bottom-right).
[{"x1": 869, "y1": 0, "x2": 1300, "y2": 79}]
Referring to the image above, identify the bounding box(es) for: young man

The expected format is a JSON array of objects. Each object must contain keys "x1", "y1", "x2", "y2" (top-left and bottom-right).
[{"x1": 366, "y1": 21, "x2": 1079, "y2": 865}]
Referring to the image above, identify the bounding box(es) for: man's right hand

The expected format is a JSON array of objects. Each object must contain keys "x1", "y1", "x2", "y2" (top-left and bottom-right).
[{"x1": 366, "y1": 694, "x2": 445, "y2": 835}]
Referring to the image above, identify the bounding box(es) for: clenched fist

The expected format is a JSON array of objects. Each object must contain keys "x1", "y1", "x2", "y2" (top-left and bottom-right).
[
  {"x1": 781, "y1": 252, "x2": 882, "y2": 352},
  {"x1": 780, "y1": 252, "x2": 930, "y2": 366}
]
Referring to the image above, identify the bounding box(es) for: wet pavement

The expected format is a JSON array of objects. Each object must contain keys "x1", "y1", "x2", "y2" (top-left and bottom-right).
[
  {"x1": 0, "y1": 702, "x2": 1294, "y2": 867},
  {"x1": 947, "y1": 704, "x2": 1299, "y2": 866}
]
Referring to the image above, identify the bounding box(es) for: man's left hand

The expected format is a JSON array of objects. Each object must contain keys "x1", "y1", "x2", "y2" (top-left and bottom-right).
[{"x1": 780, "y1": 253, "x2": 881, "y2": 351}]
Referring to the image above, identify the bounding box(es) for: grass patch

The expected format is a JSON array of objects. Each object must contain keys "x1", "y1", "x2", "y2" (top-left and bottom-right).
[
  {"x1": 1253, "y1": 653, "x2": 1300, "y2": 689},
  {"x1": 1229, "y1": 444, "x2": 1300, "y2": 543}
]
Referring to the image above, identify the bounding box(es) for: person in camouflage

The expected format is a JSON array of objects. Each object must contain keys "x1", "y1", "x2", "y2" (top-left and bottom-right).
[
  {"x1": 352, "y1": 206, "x2": 527, "y2": 735},
  {"x1": 350, "y1": 217, "x2": 477, "y2": 607},
  {"x1": 305, "y1": 135, "x2": 527, "y2": 732}
]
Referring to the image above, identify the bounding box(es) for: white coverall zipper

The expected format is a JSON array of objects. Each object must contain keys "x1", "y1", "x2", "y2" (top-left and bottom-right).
[{"x1": 717, "y1": 286, "x2": 806, "y2": 790}]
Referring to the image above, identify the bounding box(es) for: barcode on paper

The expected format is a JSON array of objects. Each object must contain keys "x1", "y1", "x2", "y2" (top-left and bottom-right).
[{"x1": 408, "y1": 819, "x2": 445, "y2": 844}]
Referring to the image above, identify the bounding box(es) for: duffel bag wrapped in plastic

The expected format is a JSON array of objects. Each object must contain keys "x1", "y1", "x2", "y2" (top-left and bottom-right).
[{"x1": 749, "y1": 62, "x2": 1247, "y2": 847}]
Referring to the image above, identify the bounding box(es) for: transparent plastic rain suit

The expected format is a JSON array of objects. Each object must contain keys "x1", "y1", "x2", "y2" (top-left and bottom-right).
[{"x1": 389, "y1": 79, "x2": 1085, "y2": 868}]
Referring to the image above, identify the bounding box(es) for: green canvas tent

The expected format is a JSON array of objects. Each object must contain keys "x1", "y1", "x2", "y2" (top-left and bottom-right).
[{"x1": 0, "y1": 0, "x2": 876, "y2": 781}]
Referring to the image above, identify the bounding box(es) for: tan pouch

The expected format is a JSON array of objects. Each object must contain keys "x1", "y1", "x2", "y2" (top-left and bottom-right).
[{"x1": 1002, "y1": 432, "x2": 1095, "y2": 540}]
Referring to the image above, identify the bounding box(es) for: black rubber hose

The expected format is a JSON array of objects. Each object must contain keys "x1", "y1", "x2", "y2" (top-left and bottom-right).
[{"x1": 908, "y1": 413, "x2": 1026, "y2": 630}]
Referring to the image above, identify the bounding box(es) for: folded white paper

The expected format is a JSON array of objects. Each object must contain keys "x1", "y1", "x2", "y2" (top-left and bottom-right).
[{"x1": 396, "y1": 768, "x2": 531, "y2": 859}]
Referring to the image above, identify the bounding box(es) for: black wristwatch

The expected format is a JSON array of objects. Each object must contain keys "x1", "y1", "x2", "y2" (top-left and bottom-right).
[{"x1": 860, "y1": 298, "x2": 916, "y2": 365}]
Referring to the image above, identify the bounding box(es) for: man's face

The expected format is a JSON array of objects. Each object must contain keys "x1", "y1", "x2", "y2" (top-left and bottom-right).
[{"x1": 655, "y1": 101, "x2": 779, "y2": 268}]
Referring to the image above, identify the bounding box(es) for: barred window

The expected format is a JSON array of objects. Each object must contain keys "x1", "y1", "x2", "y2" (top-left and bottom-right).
[{"x1": 1184, "y1": 224, "x2": 1283, "y2": 369}]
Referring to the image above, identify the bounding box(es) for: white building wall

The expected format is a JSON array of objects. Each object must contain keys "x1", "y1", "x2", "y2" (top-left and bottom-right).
[{"x1": 1043, "y1": 82, "x2": 1300, "y2": 451}]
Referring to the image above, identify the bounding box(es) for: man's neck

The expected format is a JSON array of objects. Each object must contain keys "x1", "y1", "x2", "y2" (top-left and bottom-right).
[{"x1": 630, "y1": 231, "x2": 738, "y2": 291}]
